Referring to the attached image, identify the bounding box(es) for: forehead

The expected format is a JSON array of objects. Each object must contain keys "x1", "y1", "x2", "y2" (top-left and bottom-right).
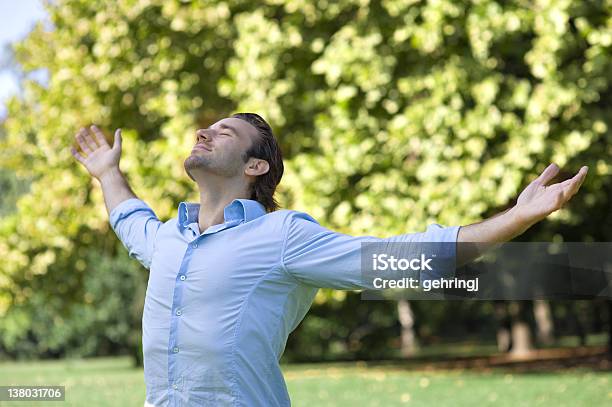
[{"x1": 211, "y1": 117, "x2": 259, "y2": 140}]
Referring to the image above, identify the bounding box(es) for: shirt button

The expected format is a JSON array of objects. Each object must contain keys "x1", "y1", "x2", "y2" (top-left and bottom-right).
[
  {"x1": 192, "y1": 242, "x2": 198, "y2": 248},
  {"x1": 172, "y1": 384, "x2": 178, "y2": 390},
  {"x1": 173, "y1": 347, "x2": 179, "y2": 353},
  {"x1": 176, "y1": 309, "x2": 182, "y2": 316},
  {"x1": 179, "y1": 275, "x2": 186, "y2": 281}
]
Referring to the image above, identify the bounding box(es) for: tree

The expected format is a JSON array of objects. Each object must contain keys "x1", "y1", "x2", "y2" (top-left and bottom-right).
[{"x1": 0, "y1": 0, "x2": 610, "y2": 361}]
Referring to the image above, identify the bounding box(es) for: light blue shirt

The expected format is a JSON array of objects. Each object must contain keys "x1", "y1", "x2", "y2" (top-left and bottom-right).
[{"x1": 110, "y1": 198, "x2": 459, "y2": 406}]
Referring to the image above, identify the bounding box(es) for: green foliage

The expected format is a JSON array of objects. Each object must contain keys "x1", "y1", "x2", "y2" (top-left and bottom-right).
[
  {"x1": 0, "y1": 0, "x2": 610, "y2": 359},
  {"x1": 0, "y1": 237, "x2": 145, "y2": 359}
]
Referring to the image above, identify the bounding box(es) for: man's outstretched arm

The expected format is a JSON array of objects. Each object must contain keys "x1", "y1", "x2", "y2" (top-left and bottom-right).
[
  {"x1": 72, "y1": 125, "x2": 161, "y2": 270},
  {"x1": 71, "y1": 125, "x2": 137, "y2": 215},
  {"x1": 456, "y1": 163, "x2": 589, "y2": 265}
]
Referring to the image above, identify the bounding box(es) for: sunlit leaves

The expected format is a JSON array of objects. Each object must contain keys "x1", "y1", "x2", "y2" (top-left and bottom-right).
[{"x1": 0, "y1": 0, "x2": 609, "y2": 357}]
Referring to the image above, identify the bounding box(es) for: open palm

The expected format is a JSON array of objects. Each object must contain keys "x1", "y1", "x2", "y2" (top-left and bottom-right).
[
  {"x1": 515, "y1": 163, "x2": 588, "y2": 225},
  {"x1": 71, "y1": 125, "x2": 122, "y2": 180}
]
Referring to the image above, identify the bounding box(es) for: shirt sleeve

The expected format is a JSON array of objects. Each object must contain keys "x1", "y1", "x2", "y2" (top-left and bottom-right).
[
  {"x1": 109, "y1": 198, "x2": 162, "y2": 270},
  {"x1": 281, "y1": 211, "x2": 460, "y2": 290}
]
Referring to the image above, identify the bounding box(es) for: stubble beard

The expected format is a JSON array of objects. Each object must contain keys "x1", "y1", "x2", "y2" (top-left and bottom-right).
[
  {"x1": 184, "y1": 155, "x2": 209, "y2": 181},
  {"x1": 184, "y1": 153, "x2": 244, "y2": 180}
]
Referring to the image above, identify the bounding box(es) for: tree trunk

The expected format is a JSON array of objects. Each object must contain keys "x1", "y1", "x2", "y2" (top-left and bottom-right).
[
  {"x1": 129, "y1": 271, "x2": 147, "y2": 367},
  {"x1": 509, "y1": 301, "x2": 533, "y2": 357},
  {"x1": 397, "y1": 299, "x2": 417, "y2": 357},
  {"x1": 494, "y1": 301, "x2": 511, "y2": 352},
  {"x1": 533, "y1": 300, "x2": 554, "y2": 346}
]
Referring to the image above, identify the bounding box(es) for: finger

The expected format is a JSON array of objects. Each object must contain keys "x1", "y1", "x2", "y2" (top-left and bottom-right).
[
  {"x1": 82, "y1": 125, "x2": 99, "y2": 150},
  {"x1": 535, "y1": 163, "x2": 560, "y2": 185},
  {"x1": 75, "y1": 128, "x2": 93, "y2": 154},
  {"x1": 570, "y1": 166, "x2": 588, "y2": 194},
  {"x1": 577, "y1": 165, "x2": 588, "y2": 188},
  {"x1": 91, "y1": 124, "x2": 109, "y2": 147},
  {"x1": 557, "y1": 166, "x2": 587, "y2": 187},
  {"x1": 71, "y1": 146, "x2": 86, "y2": 164},
  {"x1": 112, "y1": 128, "x2": 122, "y2": 150},
  {"x1": 561, "y1": 166, "x2": 588, "y2": 200}
]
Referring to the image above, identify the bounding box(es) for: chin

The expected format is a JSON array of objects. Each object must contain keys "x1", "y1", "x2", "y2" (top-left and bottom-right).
[
  {"x1": 184, "y1": 155, "x2": 214, "y2": 175},
  {"x1": 184, "y1": 156, "x2": 199, "y2": 173},
  {"x1": 185, "y1": 154, "x2": 202, "y2": 164}
]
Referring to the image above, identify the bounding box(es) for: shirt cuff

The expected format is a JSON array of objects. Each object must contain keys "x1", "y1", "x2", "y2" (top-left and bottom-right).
[
  {"x1": 109, "y1": 198, "x2": 154, "y2": 230},
  {"x1": 426, "y1": 222, "x2": 460, "y2": 256},
  {"x1": 423, "y1": 223, "x2": 460, "y2": 280}
]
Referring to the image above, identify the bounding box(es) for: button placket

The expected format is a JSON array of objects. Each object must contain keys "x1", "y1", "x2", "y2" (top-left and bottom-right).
[{"x1": 168, "y1": 237, "x2": 200, "y2": 405}]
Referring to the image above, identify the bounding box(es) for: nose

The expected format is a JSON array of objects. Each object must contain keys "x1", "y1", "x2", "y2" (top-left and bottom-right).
[{"x1": 196, "y1": 128, "x2": 213, "y2": 142}]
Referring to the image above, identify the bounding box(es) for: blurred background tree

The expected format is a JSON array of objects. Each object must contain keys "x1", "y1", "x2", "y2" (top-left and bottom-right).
[{"x1": 0, "y1": 0, "x2": 610, "y2": 364}]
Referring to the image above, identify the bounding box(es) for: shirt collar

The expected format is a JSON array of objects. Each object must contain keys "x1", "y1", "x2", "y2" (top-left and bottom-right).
[{"x1": 177, "y1": 199, "x2": 266, "y2": 231}]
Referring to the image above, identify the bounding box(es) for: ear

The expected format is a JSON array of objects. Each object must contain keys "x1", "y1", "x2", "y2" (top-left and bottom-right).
[{"x1": 245, "y1": 158, "x2": 270, "y2": 177}]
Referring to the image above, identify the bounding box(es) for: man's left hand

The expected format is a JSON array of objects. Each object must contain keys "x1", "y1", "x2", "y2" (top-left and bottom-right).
[{"x1": 513, "y1": 163, "x2": 588, "y2": 227}]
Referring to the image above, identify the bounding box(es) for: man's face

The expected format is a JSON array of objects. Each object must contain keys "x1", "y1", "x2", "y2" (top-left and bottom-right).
[{"x1": 184, "y1": 117, "x2": 259, "y2": 180}]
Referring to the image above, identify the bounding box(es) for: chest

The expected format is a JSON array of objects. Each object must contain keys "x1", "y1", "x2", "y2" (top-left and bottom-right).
[{"x1": 146, "y1": 225, "x2": 284, "y2": 307}]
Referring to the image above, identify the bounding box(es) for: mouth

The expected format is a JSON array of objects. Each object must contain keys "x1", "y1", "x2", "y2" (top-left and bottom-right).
[{"x1": 192, "y1": 144, "x2": 211, "y2": 152}]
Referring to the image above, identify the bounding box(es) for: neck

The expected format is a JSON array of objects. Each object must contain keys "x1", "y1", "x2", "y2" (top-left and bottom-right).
[{"x1": 195, "y1": 175, "x2": 250, "y2": 233}]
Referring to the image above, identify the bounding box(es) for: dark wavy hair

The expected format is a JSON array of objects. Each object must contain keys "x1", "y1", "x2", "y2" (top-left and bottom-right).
[{"x1": 232, "y1": 113, "x2": 284, "y2": 212}]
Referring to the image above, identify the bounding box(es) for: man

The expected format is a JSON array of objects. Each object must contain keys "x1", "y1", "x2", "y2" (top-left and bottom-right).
[{"x1": 71, "y1": 113, "x2": 587, "y2": 406}]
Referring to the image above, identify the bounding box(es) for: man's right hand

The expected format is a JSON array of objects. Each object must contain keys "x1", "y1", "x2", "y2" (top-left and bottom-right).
[
  {"x1": 71, "y1": 125, "x2": 122, "y2": 180},
  {"x1": 71, "y1": 125, "x2": 138, "y2": 215}
]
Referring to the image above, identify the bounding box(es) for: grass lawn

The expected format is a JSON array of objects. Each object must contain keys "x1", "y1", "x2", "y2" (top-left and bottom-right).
[{"x1": 0, "y1": 356, "x2": 610, "y2": 406}]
